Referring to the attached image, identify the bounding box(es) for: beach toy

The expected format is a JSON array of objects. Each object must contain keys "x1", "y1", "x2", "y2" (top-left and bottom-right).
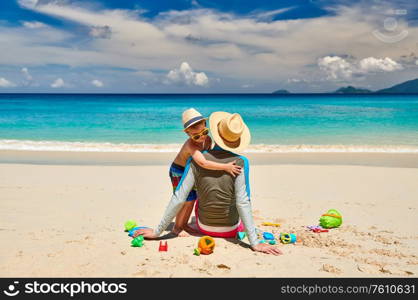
[
  {"x1": 319, "y1": 209, "x2": 342, "y2": 229},
  {"x1": 237, "y1": 231, "x2": 246, "y2": 241},
  {"x1": 131, "y1": 236, "x2": 144, "y2": 247},
  {"x1": 263, "y1": 232, "x2": 275, "y2": 240},
  {"x1": 124, "y1": 220, "x2": 137, "y2": 232},
  {"x1": 128, "y1": 226, "x2": 148, "y2": 237},
  {"x1": 158, "y1": 241, "x2": 168, "y2": 252},
  {"x1": 280, "y1": 233, "x2": 297, "y2": 244},
  {"x1": 258, "y1": 239, "x2": 266, "y2": 244},
  {"x1": 262, "y1": 222, "x2": 281, "y2": 227},
  {"x1": 307, "y1": 225, "x2": 329, "y2": 233},
  {"x1": 194, "y1": 236, "x2": 215, "y2": 256},
  {"x1": 268, "y1": 240, "x2": 276, "y2": 245},
  {"x1": 313, "y1": 228, "x2": 328, "y2": 233}
]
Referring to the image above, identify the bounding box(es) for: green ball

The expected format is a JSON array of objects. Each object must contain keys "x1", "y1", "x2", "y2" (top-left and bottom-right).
[
  {"x1": 131, "y1": 236, "x2": 144, "y2": 247},
  {"x1": 124, "y1": 220, "x2": 137, "y2": 231},
  {"x1": 319, "y1": 209, "x2": 342, "y2": 228}
]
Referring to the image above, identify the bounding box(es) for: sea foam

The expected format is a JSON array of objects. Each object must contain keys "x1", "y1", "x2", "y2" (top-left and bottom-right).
[{"x1": 1, "y1": 139, "x2": 418, "y2": 153}]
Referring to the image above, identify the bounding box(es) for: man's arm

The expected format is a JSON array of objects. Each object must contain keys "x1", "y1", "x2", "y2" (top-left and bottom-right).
[
  {"x1": 153, "y1": 158, "x2": 196, "y2": 236},
  {"x1": 234, "y1": 157, "x2": 283, "y2": 255},
  {"x1": 234, "y1": 158, "x2": 259, "y2": 246}
]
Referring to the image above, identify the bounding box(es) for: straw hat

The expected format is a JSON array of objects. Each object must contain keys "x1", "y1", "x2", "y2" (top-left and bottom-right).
[
  {"x1": 209, "y1": 111, "x2": 251, "y2": 154},
  {"x1": 182, "y1": 108, "x2": 207, "y2": 131}
]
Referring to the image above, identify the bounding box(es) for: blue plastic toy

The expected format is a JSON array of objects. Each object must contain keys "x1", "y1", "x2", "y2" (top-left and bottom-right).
[
  {"x1": 280, "y1": 233, "x2": 297, "y2": 244},
  {"x1": 237, "y1": 231, "x2": 247, "y2": 241},
  {"x1": 263, "y1": 232, "x2": 275, "y2": 240},
  {"x1": 128, "y1": 226, "x2": 148, "y2": 237}
]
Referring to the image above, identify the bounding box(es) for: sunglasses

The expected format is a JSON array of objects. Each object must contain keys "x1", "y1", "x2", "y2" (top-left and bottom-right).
[{"x1": 191, "y1": 128, "x2": 209, "y2": 141}]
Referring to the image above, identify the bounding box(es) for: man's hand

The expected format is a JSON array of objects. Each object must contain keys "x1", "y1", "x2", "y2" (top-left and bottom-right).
[
  {"x1": 132, "y1": 228, "x2": 158, "y2": 239},
  {"x1": 251, "y1": 243, "x2": 283, "y2": 255}
]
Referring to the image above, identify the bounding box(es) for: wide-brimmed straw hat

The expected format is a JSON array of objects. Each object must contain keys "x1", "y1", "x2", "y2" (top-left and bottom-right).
[
  {"x1": 182, "y1": 108, "x2": 207, "y2": 131},
  {"x1": 209, "y1": 111, "x2": 251, "y2": 154}
]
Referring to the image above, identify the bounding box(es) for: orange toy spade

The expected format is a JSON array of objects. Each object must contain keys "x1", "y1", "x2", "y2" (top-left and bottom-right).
[{"x1": 194, "y1": 236, "x2": 215, "y2": 255}]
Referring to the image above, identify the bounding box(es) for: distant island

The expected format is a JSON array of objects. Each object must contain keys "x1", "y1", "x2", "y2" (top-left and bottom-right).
[
  {"x1": 333, "y1": 86, "x2": 372, "y2": 94},
  {"x1": 375, "y1": 78, "x2": 418, "y2": 94},
  {"x1": 273, "y1": 77, "x2": 418, "y2": 94},
  {"x1": 272, "y1": 89, "x2": 290, "y2": 94}
]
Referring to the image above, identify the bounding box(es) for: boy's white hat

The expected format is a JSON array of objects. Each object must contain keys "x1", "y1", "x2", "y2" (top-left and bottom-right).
[
  {"x1": 209, "y1": 111, "x2": 251, "y2": 154},
  {"x1": 182, "y1": 108, "x2": 207, "y2": 131}
]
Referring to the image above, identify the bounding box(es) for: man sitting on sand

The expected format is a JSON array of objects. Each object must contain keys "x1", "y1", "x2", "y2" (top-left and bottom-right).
[{"x1": 134, "y1": 111, "x2": 282, "y2": 255}]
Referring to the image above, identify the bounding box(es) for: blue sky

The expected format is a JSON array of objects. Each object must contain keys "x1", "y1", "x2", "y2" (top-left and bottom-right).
[{"x1": 0, "y1": 0, "x2": 417, "y2": 93}]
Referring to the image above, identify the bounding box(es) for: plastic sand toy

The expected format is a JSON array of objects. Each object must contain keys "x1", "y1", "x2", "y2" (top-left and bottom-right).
[
  {"x1": 158, "y1": 241, "x2": 168, "y2": 252},
  {"x1": 280, "y1": 233, "x2": 297, "y2": 244},
  {"x1": 261, "y1": 222, "x2": 281, "y2": 227},
  {"x1": 124, "y1": 220, "x2": 137, "y2": 232},
  {"x1": 194, "y1": 236, "x2": 215, "y2": 255},
  {"x1": 319, "y1": 209, "x2": 342, "y2": 229},
  {"x1": 131, "y1": 235, "x2": 144, "y2": 247},
  {"x1": 237, "y1": 231, "x2": 246, "y2": 241},
  {"x1": 263, "y1": 232, "x2": 275, "y2": 240},
  {"x1": 307, "y1": 225, "x2": 329, "y2": 233}
]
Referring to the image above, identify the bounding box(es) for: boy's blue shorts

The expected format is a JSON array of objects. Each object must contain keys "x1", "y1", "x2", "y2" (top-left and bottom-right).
[{"x1": 169, "y1": 162, "x2": 197, "y2": 202}]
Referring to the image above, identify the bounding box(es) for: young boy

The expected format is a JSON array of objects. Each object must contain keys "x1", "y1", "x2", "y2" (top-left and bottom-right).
[{"x1": 169, "y1": 108, "x2": 242, "y2": 235}]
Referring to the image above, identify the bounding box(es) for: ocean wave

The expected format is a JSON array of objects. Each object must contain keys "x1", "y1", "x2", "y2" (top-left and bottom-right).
[{"x1": 1, "y1": 139, "x2": 418, "y2": 153}]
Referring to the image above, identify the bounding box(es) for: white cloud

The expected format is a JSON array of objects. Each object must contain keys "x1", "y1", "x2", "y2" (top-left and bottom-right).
[
  {"x1": 287, "y1": 78, "x2": 309, "y2": 83},
  {"x1": 252, "y1": 7, "x2": 296, "y2": 21},
  {"x1": 318, "y1": 56, "x2": 403, "y2": 80},
  {"x1": 0, "y1": 78, "x2": 16, "y2": 88},
  {"x1": 358, "y1": 57, "x2": 403, "y2": 72},
  {"x1": 89, "y1": 26, "x2": 112, "y2": 39},
  {"x1": 318, "y1": 56, "x2": 353, "y2": 80},
  {"x1": 166, "y1": 62, "x2": 209, "y2": 86},
  {"x1": 10, "y1": 0, "x2": 418, "y2": 91},
  {"x1": 91, "y1": 79, "x2": 103, "y2": 87},
  {"x1": 21, "y1": 21, "x2": 47, "y2": 29},
  {"x1": 21, "y1": 67, "x2": 33, "y2": 81},
  {"x1": 51, "y1": 78, "x2": 65, "y2": 88},
  {"x1": 18, "y1": 0, "x2": 38, "y2": 8}
]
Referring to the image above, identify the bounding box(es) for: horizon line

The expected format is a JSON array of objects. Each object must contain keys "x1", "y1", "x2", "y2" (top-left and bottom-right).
[{"x1": 1, "y1": 92, "x2": 418, "y2": 96}]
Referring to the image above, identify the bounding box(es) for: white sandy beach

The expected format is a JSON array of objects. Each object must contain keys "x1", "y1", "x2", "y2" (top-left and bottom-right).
[{"x1": 0, "y1": 151, "x2": 417, "y2": 277}]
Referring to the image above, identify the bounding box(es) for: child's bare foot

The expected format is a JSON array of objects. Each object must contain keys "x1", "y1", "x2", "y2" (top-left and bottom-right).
[
  {"x1": 178, "y1": 231, "x2": 190, "y2": 237},
  {"x1": 172, "y1": 226, "x2": 183, "y2": 236},
  {"x1": 171, "y1": 226, "x2": 190, "y2": 237}
]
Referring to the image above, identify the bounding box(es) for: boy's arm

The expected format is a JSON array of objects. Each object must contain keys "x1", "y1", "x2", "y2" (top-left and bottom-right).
[{"x1": 191, "y1": 147, "x2": 241, "y2": 176}]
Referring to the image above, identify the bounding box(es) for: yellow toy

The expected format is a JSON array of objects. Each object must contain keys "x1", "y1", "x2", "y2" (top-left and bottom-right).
[
  {"x1": 194, "y1": 236, "x2": 215, "y2": 256},
  {"x1": 262, "y1": 222, "x2": 281, "y2": 227}
]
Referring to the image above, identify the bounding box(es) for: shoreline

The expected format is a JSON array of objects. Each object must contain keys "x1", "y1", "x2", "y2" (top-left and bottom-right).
[
  {"x1": 1, "y1": 139, "x2": 418, "y2": 154},
  {"x1": 0, "y1": 150, "x2": 418, "y2": 168}
]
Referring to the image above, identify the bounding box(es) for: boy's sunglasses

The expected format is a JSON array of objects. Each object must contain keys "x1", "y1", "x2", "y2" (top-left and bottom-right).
[{"x1": 191, "y1": 128, "x2": 209, "y2": 141}]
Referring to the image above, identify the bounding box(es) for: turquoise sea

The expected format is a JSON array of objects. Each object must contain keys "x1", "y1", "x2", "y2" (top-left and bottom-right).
[{"x1": 0, "y1": 93, "x2": 417, "y2": 152}]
